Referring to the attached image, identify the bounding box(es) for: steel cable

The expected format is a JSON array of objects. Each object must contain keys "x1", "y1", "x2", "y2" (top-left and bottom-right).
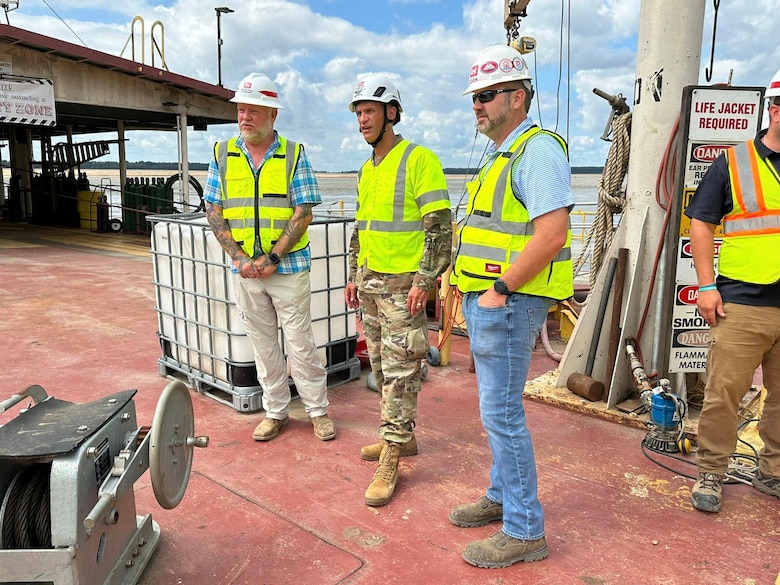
[{"x1": 1, "y1": 464, "x2": 52, "y2": 549}]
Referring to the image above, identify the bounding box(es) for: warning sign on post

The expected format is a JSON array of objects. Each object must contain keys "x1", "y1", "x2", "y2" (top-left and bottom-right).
[
  {"x1": 669, "y1": 284, "x2": 710, "y2": 373},
  {"x1": 676, "y1": 237, "x2": 721, "y2": 283},
  {"x1": 688, "y1": 88, "x2": 762, "y2": 142},
  {"x1": 679, "y1": 189, "x2": 725, "y2": 238},
  {"x1": 684, "y1": 142, "x2": 734, "y2": 189},
  {"x1": 667, "y1": 85, "x2": 762, "y2": 376},
  {"x1": 0, "y1": 78, "x2": 56, "y2": 126}
]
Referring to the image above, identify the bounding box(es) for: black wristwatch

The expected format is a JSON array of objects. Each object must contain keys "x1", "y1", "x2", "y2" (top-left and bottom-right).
[
  {"x1": 493, "y1": 278, "x2": 511, "y2": 295},
  {"x1": 268, "y1": 252, "x2": 281, "y2": 265}
]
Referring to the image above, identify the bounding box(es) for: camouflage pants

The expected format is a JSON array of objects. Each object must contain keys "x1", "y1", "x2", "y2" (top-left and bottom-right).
[{"x1": 360, "y1": 291, "x2": 430, "y2": 444}]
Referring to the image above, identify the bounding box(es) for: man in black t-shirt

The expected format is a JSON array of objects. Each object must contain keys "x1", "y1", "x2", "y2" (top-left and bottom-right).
[{"x1": 683, "y1": 78, "x2": 780, "y2": 513}]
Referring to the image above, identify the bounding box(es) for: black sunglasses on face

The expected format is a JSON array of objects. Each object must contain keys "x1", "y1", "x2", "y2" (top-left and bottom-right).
[{"x1": 472, "y1": 88, "x2": 519, "y2": 104}]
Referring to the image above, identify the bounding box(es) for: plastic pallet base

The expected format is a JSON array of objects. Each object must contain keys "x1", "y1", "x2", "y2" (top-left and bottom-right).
[
  {"x1": 327, "y1": 357, "x2": 361, "y2": 387},
  {"x1": 197, "y1": 381, "x2": 264, "y2": 413},
  {"x1": 158, "y1": 358, "x2": 265, "y2": 413},
  {"x1": 159, "y1": 356, "x2": 360, "y2": 414}
]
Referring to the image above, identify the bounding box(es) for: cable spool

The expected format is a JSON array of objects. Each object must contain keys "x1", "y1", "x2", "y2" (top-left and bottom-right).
[{"x1": 0, "y1": 463, "x2": 52, "y2": 550}]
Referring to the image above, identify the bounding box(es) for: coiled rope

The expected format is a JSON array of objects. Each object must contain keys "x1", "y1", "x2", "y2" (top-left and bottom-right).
[{"x1": 573, "y1": 112, "x2": 632, "y2": 288}]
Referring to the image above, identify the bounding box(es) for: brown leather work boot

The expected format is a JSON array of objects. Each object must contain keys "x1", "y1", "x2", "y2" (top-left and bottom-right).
[
  {"x1": 311, "y1": 414, "x2": 336, "y2": 441},
  {"x1": 463, "y1": 532, "x2": 548, "y2": 568},
  {"x1": 252, "y1": 417, "x2": 289, "y2": 441},
  {"x1": 691, "y1": 472, "x2": 723, "y2": 513},
  {"x1": 360, "y1": 434, "x2": 418, "y2": 461},
  {"x1": 365, "y1": 443, "x2": 400, "y2": 507},
  {"x1": 752, "y1": 469, "x2": 780, "y2": 499},
  {"x1": 449, "y1": 496, "x2": 503, "y2": 527}
]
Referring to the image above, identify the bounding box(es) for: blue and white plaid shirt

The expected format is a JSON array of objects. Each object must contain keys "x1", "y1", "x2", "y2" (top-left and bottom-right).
[{"x1": 203, "y1": 131, "x2": 322, "y2": 274}]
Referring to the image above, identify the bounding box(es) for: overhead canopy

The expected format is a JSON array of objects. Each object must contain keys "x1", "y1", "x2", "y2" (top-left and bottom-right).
[{"x1": 0, "y1": 23, "x2": 235, "y2": 140}]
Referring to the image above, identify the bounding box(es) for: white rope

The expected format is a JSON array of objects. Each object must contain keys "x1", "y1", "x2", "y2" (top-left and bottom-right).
[{"x1": 573, "y1": 112, "x2": 632, "y2": 288}]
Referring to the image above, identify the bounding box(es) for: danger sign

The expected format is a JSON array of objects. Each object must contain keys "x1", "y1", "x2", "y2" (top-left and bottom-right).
[{"x1": 675, "y1": 237, "x2": 721, "y2": 283}]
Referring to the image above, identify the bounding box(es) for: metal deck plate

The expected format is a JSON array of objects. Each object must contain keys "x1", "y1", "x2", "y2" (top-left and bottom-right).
[{"x1": 0, "y1": 389, "x2": 137, "y2": 459}]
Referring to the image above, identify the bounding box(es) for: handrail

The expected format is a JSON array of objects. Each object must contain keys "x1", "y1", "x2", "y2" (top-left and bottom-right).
[
  {"x1": 119, "y1": 16, "x2": 145, "y2": 65},
  {"x1": 150, "y1": 20, "x2": 168, "y2": 71}
]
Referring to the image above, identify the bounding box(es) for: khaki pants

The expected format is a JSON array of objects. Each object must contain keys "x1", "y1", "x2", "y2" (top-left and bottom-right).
[
  {"x1": 696, "y1": 303, "x2": 780, "y2": 477},
  {"x1": 233, "y1": 270, "x2": 328, "y2": 418}
]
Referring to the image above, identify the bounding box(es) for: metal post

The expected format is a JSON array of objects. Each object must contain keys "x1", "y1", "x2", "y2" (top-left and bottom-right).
[
  {"x1": 215, "y1": 7, "x2": 234, "y2": 87},
  {"x1": 557, "y1": 0, "x2": 707, "y2": 406}
]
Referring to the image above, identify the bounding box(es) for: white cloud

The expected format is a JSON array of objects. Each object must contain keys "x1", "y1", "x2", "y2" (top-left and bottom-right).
[{"x1": 5, "y1": 0, "x2": 778, "y2": 171}]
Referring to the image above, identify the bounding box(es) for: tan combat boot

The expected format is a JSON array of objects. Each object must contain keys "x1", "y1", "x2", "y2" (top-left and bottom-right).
[
  {"x1": 360, "y1": 434, "x2": 418, "y2": 461},
  {"x1": 365, "y1": 443, "x2": 400, "y2": 506}
]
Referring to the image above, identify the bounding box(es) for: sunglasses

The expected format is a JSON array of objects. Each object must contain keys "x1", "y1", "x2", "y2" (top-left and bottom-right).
[{"x1": 472, "y1": 88, "x2": 520, "y2": 104}]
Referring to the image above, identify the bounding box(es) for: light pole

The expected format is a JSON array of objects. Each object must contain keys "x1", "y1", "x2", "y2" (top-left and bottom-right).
[{"x1": 215, "y1": 6, "x2": 234, "y2": 87}]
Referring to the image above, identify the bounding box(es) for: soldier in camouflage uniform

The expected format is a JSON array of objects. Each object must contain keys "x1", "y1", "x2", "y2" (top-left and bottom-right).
[{"x1": 344, "y1": 74, "x2": 452, "y2": 507}]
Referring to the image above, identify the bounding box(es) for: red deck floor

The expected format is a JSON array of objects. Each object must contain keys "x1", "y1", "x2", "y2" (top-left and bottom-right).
[{"x1": 1, "y1": 223, "x2": 778, "y2": 585}]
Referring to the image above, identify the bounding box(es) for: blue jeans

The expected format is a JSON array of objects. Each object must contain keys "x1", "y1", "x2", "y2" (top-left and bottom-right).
[{"x1": 462, "y1": 291, "x2": 551, "y2": 540}]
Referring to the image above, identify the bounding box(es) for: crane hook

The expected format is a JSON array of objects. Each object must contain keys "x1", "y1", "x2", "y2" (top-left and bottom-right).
[{"x1": 705, "y1": 0, "x2": 721, "y2": 83}]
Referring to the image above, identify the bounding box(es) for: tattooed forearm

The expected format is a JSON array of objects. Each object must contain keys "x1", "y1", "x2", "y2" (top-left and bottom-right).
[
  {"x1": 206, "y1": 202, "x2": 246, "y2": 260},
  {"x1": 273, "y1": 203, "x2": 313, "y2": 255}
]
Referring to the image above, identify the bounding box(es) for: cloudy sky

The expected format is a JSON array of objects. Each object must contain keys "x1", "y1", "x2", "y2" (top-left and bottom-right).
[{"x1": 5, "y1": 0, "x2": 777, "y2": 171}]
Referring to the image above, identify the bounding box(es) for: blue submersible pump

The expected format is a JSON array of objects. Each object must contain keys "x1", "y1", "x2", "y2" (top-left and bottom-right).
[{"x1": 625, "y1": 339, "x2": 690, "y2": 454}]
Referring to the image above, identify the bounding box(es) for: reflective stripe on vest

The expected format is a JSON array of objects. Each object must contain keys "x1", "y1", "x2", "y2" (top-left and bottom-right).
[
  {"x1": 356, "y1": 142, "x2": 421, "y2": 233},
  {"x1": 451, "y1": 126, "x2": 574, "y2": 299},
  {"x1": 720, "y1": 140, "x2": 780, "y2": 284},
  {"x1": 355, "y1": 140, "x2": 450, "y2": 273},
  {"x1": 215, "y1": 136, "x2": 308, "y2": 258}
]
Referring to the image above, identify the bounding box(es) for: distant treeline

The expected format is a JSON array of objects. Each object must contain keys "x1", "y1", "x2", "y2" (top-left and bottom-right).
[
  {"x1": 82, "y1": 161, "x2": 211, "y2": 171},
  {"x1": 80, "y1": 161, "x2": 604, "y2": 174}
]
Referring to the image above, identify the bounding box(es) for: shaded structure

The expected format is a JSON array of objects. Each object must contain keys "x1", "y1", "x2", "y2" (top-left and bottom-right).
[{"x1": 0, "y1": 23, "x2": 234, "y2": 227}]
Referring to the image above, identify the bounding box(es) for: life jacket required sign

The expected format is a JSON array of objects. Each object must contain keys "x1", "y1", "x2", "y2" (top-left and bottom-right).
[{"x1": 688, "y1": 87, "x2": 761, "y2": 142}]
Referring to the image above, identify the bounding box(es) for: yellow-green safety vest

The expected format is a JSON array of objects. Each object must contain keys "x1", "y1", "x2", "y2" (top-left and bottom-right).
[
  {"x1": 215, "y1": 136, "x2": 308, "y2": 258},
  {"x1": 451, "y1": 126, "x2": 574, "y2": 300},
  {"x1": 721, "y1": 140, "x2": 780, "y2": 284},
  {"x1": 356, "y1": 139, "x2": 450, "y2": 273}
]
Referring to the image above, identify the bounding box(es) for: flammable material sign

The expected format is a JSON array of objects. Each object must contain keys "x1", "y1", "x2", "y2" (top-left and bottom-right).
[
  {"x1": 675, "y1": 236, "x2": 721, "y2": 283},
  {"x1": 668, "y1": 283, "x2": 710, "y2": 373}
]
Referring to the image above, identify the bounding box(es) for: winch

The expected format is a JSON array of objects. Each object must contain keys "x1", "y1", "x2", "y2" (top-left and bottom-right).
[{"x1": 0, "y1": 380, "x2": 208, "y2": 585}]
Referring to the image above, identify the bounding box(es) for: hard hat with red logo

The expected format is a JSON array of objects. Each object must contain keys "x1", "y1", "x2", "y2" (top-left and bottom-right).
[
  {"x1": 230, "y1": 73, "x2": 285, "y2": 109},
  {"x1": 766, "y1": 67, "x2": 780, "y2": 101},
  {"x1": 348, "y1": 74, "x2": 403, "y2": 113},
  {"x1": 463, "y1": 44, "x2": 532, "y2": 95}
]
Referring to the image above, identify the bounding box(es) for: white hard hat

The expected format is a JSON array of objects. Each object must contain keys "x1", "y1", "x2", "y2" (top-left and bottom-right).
[
  {"x1": 348, "y1": 74, "x2": 403, "y2": 113},
  {"x1": 230, "y1": 73, "x2": 285, "y2": 109},
  {"x1": 463, "y1": 45, "x2": 532, "y2": 95},
  {"x1": 766, "y1": 67, "x2": 780, "y2": 100}
]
